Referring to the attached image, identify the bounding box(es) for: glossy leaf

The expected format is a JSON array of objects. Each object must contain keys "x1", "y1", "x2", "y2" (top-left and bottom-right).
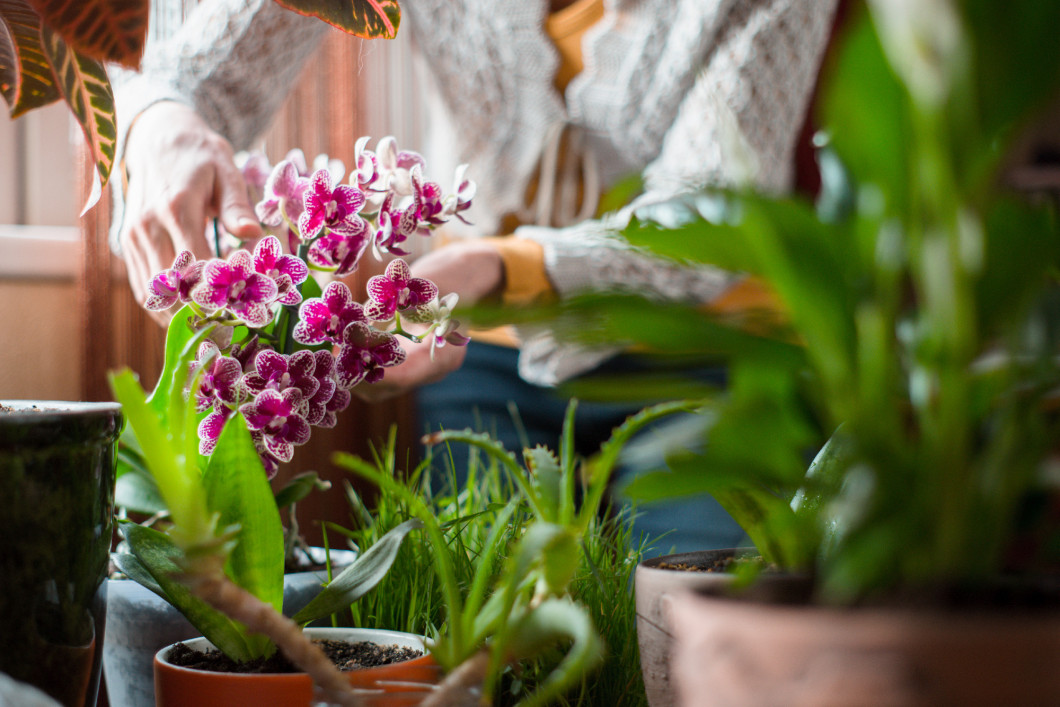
[
  {"x1": 291, "y1": 518, "x2": 422, "y2": 625},
  {"x1": 273, "y1": 0, "x2": 400, "y2": 39},
  {"x1": 117, "y1": 525, "x2": 259, "y2": 662},
  {"x1": 204, "y1": 414, "x2": 285, "y2": 637},
  {"x1": 27, "y1": 0, "x2": 147, "y2": 67},
  {"x1": 0, "y1": 0, "x2": 61, "y2": 116},
  {"x1": 41, "y1": 23, "x2": 114, "y2": 188},
  {"x1": 273, "y1": 471, "x2": 330, "y2": 509}
]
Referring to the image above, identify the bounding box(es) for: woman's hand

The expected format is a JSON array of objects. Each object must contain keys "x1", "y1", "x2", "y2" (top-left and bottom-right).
[{"x1": 119, "y1": 101, "x2": 262, "y2": 323}]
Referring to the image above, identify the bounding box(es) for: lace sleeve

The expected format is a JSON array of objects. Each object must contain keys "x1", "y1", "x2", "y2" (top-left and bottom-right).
[
  {"x1": 529, "y1": 0, "x2": 838, "y2": 304},
  {"x1": 513, "y1": 0, "x2": 838, "y2": 385},
  {"x1": 112, "y1": 0, "x2": 328, "y2": 158}
]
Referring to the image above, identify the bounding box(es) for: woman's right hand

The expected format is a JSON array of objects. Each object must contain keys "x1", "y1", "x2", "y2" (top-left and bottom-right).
[{"x1": 118, "y1": 101, "x2": 262, "y2": 324}]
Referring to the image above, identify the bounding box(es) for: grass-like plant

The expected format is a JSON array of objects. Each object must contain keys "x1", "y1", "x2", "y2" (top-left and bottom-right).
[{"x1": 334, "y1": 402, "x2": 686, "y2": 705}]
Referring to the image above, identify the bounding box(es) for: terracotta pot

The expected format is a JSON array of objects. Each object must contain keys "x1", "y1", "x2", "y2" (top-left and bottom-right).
[
  {"x1": 635, "y1": 550, "x2": 740, "y2": 707},
  {"x1": 0, "y1": 400, "x2": 121, "y2": 707},
  {"x1": 104, "y1": 548, "x2": 356, "y2": 707},
  {"x1": 667, "y1": 589, "x2": 1060, "y2": 707},
  {"x1": 154, "y1": 627, "x2": 446, "y2": 707}
]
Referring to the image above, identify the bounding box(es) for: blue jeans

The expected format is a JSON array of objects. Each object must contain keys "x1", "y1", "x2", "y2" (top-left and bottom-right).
[{"x1": 415, "y1": 341, "x2": 747, "y2": 554}]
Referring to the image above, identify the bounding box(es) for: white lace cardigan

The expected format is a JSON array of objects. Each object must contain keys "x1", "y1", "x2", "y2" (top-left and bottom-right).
[{"x1": 111, "y1": 0, "x2": 838, "y2": 384}]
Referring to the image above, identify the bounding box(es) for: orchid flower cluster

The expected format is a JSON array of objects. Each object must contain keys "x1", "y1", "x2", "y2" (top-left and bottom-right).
[{"x1": 144, "y1": 136, "x2": 474, "y2": 476}]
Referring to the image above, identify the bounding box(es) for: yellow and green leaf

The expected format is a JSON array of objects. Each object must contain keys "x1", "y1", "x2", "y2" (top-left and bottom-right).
[
  {"x1": 27, "y1": 0, "x2": 147, "y2": 68},
  {"x1": 40, "y1": 23, "x2": 115, "y2": 186},
  {"x1": 0, "y1": 0, "x2": 60, "y2": 116},
  {"x1": 274, "y1": 0, "x2": 400, "y2": 40}
]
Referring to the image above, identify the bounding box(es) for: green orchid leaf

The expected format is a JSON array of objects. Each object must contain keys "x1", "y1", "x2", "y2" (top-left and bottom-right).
[
  {"x1": 114, "y1": 466, "x2": 166, "y2": 515},
  {"x1": 272, "y1": 0, "x2": 400, "y2": 39},
  {"x1": 0, "y1": 1, "x2": 61, "y2": 116},
  {"x1": 119, "y1": 523, "x2": 258, "y2": 661},
  {"x1": 503, "y1": 598, "x2": 604, "y2": 707},
  {"x1": 273, "y1": 471, "x2": 330, "y2": 509},
  {"x1": 109, "y1": 368, "x2": 212, "y2": 538},
  {"x1": 204, "y1": 414, "x2": 285, "y2": 624},
  {"x1": 40, "y1": 23, "x2": 114, "y2": 190},
  {"x1": 292, "y1": 518, "x2": 422, "y2": 625},
  {"x1": 27, "y1": 0, "x2": 147, "y2": 67}
]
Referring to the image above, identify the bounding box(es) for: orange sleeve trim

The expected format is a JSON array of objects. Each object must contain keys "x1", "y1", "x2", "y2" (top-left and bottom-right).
[{"x1": 481, "y1": 236, "x2": 554, "y2": 307}]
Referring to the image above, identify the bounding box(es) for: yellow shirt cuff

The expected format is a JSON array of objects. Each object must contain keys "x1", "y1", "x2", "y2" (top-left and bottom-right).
[{"x1": 482, "y1": 236, "x2": 553, "y2": 307}]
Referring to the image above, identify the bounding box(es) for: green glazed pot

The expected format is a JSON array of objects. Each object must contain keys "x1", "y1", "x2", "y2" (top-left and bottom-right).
[{"x1": 0, "y1": 401, "x2": 122, "y2": 707}]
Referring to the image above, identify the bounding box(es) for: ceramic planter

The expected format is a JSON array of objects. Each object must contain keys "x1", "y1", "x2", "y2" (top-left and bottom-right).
[
  {"x1": 635, "y1": 550, "x2": 739, "y2": 707},
  {"x1": 104, "y1": 548, "x2": 356, "y2": 707},
  {"x1": 0, "y1": 401, "x2": 121, "y2": 707},
  {"x1": 667, "y1": 589, "x2": 1060, "y2": 706},
  {"x1": 154, "y1": 627, "x2": 444, "y2": 707}
]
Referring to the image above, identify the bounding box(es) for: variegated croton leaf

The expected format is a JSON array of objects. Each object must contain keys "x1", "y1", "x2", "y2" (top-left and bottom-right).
[
  {"x1": 0, "y1": 0, "x2": 61, "y2": 116},
  {"x1": 41, "y1": 24, "x2": 115, "y2": 189},
  {"x1": 27, "y1": 0, "x2": 148, "y2": 68},
  {"x1": 273, "y1": 0, "x2": 401, "y2": 40}
]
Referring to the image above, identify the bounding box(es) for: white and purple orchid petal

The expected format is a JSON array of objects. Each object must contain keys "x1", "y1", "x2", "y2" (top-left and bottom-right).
[
  {"x1": 384, "y1": 258, "x2": 412, "y2": 283},
  {"x1": 406, "y1": 277, "x2": 438, "y2": 307},
  {"x1": 240, "y1": 303, "x2": 273, "y2": 328},
  {"x1": 363, "y1": 300, "x2": 393, "y2": 323},
  {"x1": 289, "y1": 350, "x2": 317, "y2": 381},
  {"x1": 265, "y1": 436, "x2": 295, "y2": 463}
]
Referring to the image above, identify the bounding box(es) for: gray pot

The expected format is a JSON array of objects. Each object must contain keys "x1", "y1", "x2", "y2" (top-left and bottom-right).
[
  {"x1": 0, "y1": 401, "x2": 121, "y2": 707},
  {"x1": 103, "y1": 547, "x2": 355, "y2": 707},
  {"x1": 635, "y1": 550, "x2": 739, "y2": 707}
]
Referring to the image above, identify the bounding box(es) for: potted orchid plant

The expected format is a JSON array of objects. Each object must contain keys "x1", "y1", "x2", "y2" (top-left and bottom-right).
[{"x1": 109, "y1": 135, "x2": 476, "y2": 705}]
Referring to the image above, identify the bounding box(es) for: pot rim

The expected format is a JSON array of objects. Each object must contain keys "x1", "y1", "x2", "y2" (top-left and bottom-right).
[{"x1": 154, "y1": 626, "x2": 431, "y2": 677}]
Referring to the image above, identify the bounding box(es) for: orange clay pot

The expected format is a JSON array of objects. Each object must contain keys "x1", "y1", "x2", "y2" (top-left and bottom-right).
[{"x1": 154, "y1": 627, "x2": 447, "y2": 707}]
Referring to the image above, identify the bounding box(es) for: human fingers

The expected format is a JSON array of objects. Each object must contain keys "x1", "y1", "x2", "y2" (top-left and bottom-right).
[{"x1": 215, "y1": 154, "x2": 263, "y2": 242}]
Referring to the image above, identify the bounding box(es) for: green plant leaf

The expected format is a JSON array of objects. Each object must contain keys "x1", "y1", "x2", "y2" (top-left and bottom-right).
[
  {"x1": 274, "y1": 471, "x2": 330, "y2": 509},
  {"x1": 272, "y1": 0, "x2": 400, "y2": 39},
  {"x1": 819, "y1": 7, "x2": 910, "y2": 217},
  {"x1": 0, "y1": 1, "x2": 61, "y2": 116},
  {"x1": 204, "y1": 415, "x2": 285, "y2": 624},
  {"x1": 118, "y1": 524, "x2": 258, "y2": 661},
  {"x1": 40, "y1": 23, "x2": 114, "y2": 188},
  {"x1": 109, "y1": 368, "x2": 212, "y2": 538},
  {"x1": 503, "y1": 598, "x2": 604, "y2": 707},
  {"x1": 114, "y1": 467, "x2": 166, "y2": 515},
  {"x1": 291, "y1": 518, "x2": 422, "y2": 625},
  {"x1": 27, "y1": 0, "x2": 147, "y2": 67}
]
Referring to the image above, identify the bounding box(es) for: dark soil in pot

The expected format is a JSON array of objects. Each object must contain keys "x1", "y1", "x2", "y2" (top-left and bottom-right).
[{"x1": 166, "y1": 639, "x2": 424, "y2": 674}]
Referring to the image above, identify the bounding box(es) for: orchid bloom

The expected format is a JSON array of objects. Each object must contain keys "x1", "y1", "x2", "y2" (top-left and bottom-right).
[
  {"x1": 364, "y1": 258, "x2": 438, "y2": 322},
  {"x1": 191, "y1": 250, "x2": 278, "y2": 327},
  {"x1": 351, "y1": 136, "x2": 380, "y2": 193},
  {"x1": 188, "y1": 341, "x2": 245, "y2": 413},
  {"x1": 335, "y1": 322, "x2": 407, "y2": 388},
  {"x1": 375, "y1": 136, "x2": 426, "y2": 197},
  {"x1": 293, "y1": 282, "x2": 368, "y2": 346},
  {"x1": 243, "y1": 349, "x2": 320, "y2": 405},
  {"x1": 241, "y1": 388, "x2": 312, "y2": 469},
  {"x1": 253, "y1": 236, "x2": 309, "y2": 306},
  {"x1": 255, "y1": 160, "x2": 310, "y2": 229},
  {"x1": 145, "y1": 250, "x2": 204, "y2": 311},
  {"x1": 298, "y1": 169, "x2": 367, "y2": 240},
  {"x1": 428, "y1": 293, "x2": 471, "y2": 356}
]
